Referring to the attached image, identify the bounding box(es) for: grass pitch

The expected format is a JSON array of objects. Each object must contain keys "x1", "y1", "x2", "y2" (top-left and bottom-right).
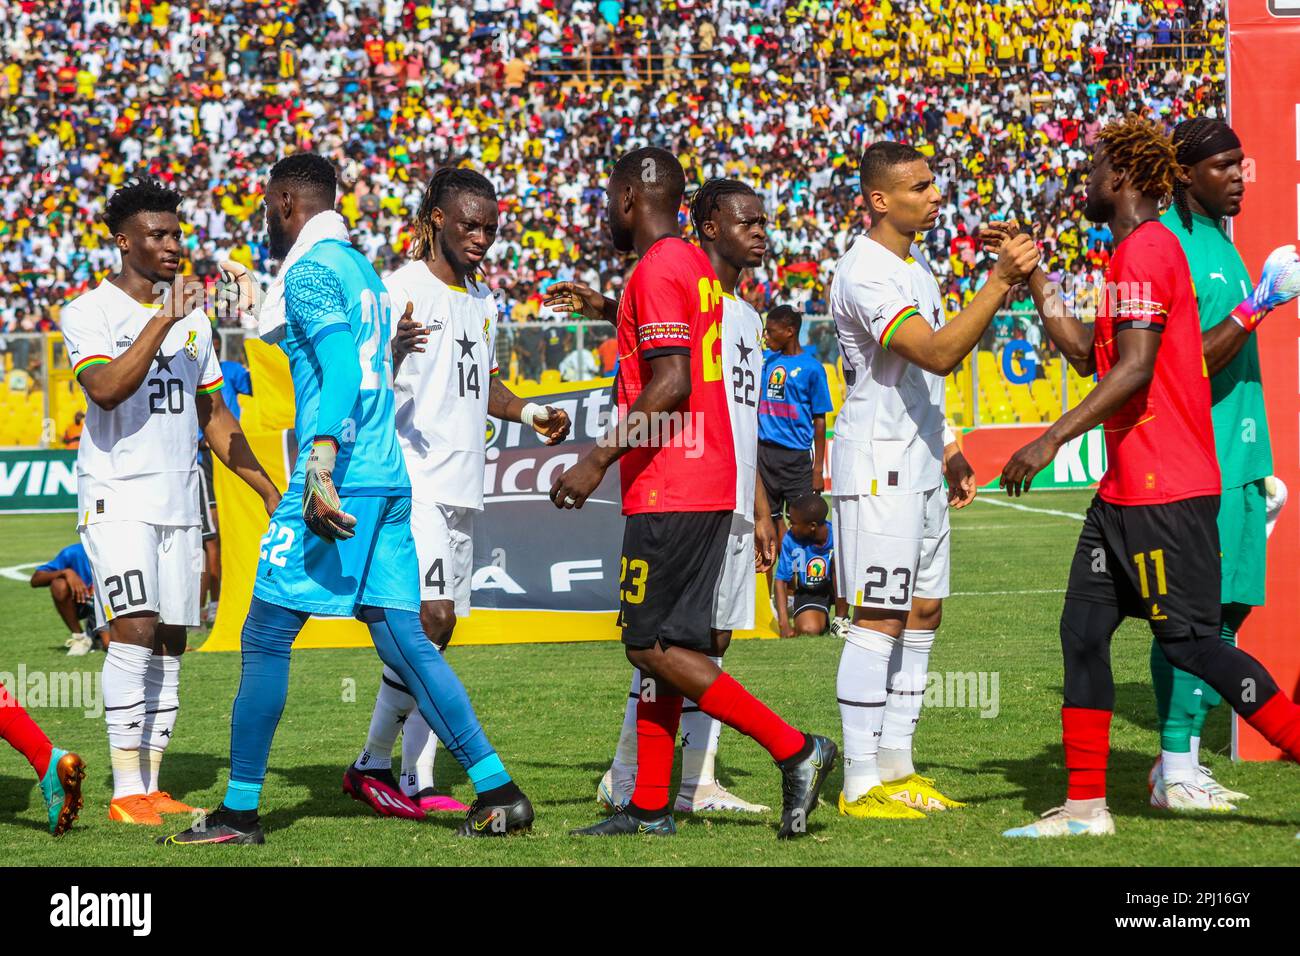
[{"x1": 2, "y1": 491, "x2": 1296, "y2": 866}]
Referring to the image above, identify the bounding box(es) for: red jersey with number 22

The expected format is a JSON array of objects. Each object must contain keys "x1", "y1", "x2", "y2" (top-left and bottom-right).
[
  {"x1": 616, "y1": 237, "x2": 736, "y2": 515},
  {"x1": 1094, "y1": 220, "x2": 1219, "y2": 505}
]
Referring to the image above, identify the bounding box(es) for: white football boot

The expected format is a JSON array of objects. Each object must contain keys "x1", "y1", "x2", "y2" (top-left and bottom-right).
[
  {"x1": 674, "y1": 781, "x2": 770, "y2": 813},
  {"x1": 1197, "y1": 764, "x2": 1249, "y2": 802},
  {"x1": 1003, "y1": 805, "x2": 1115, "y2": 838}
]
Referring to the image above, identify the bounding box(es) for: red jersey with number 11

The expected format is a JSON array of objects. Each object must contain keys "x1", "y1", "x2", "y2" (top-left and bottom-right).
[
  {"x1": 1094, "y1": 220, "x2": 1220, "y2": 506},
  {"x1": 615, "y1": 237, "x2": 736, "y2": 515}
]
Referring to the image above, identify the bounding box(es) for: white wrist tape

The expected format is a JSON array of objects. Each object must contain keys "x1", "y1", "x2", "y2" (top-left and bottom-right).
[
  {"x1": 943, "y1": 421, "x2": 957, "y2": 446},
  {"x1": 521, "y1": 402, "x2": 545, "y2": 430}
]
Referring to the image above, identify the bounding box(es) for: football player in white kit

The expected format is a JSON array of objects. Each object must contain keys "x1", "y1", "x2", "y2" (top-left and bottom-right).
[
  {"x1": 544, "y1": 178, "x2": 780, "y2": 814},
  {"x1": 61, "y1": 180, "x2": 280, "y2": 826},
  {"x1": 829, "y1": 143, "x2": 1038, "y2": 819},
  {"x1": 345, "y1": 168, "x2": 571, "y2": 817}
]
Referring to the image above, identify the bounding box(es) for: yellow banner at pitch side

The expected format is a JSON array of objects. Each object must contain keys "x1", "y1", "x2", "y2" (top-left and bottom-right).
[{"x1": 202, "y1": 348, "x2": 778, "y2": 651}]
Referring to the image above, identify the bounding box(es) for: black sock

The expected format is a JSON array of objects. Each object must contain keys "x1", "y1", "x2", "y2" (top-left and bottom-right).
[
  {"x1": 216, "y1": 804, "x2": 259, "y2": 827},
  {"x1": 777, "y1": 733, "x2": 814, "y2": 770},
  {"x1": 625, "y1": 799, "x2": 668, "y2": 820},
  {"x1": 476, "y1": 780, "x2": 523, "y2": 806}
]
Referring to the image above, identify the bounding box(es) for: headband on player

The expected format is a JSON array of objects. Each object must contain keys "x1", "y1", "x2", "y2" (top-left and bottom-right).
[{"x1": 1178, "y1": 123, "x2": 1242, "y2": 167}]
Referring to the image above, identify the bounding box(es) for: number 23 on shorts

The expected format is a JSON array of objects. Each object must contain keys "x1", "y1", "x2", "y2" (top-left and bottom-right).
[{"x1": 620, "y1": 557, "x2": 648, "y2": 604}]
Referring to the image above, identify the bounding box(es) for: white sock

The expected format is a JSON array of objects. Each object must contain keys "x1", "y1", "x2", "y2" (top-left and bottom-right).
[
  {"x1": 610, "y1": 669, "x2": 640, "y2": 794},
  {"x1": 879, "y1": 628, "x2": 934, "y2": 783},
  {"x1": 140, "y1": 653, "x2": 181, "y2": 793},
  {"x1": 1189, "y1": 735, "x2": 1201, "y2": 766},
  {"x1": 838, "y1": 625, "x2": 895, "y2": 801},
  {"x1": 355, "y1": 666, "x2": 415, "y2": 772},
  {"x1": 103, "y1": 641, "x2": 153, "y2": 799},
  {"x1": 1162, "y1": 748, "x2": 1197, "y2": 786},
  {"x1": 400, "y1": 709, "x2": 439, "y2": 796},
  {"x1": 679, "y1": 657, "x2": 723, "y2": 796}
]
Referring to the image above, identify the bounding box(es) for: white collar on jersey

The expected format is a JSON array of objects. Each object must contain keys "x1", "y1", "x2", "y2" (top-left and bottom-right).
[{"x1": 257, "y1": 210, "x2": 351, "y2": 344}]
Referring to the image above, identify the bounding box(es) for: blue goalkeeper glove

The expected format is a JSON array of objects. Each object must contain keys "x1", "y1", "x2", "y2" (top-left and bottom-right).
[
  {"x1": 302, "y1": 437, "x2": 357, "y2": 541},
  {"x1": 1232, "y1": 244, "x2": 1300, "y2": 332}
]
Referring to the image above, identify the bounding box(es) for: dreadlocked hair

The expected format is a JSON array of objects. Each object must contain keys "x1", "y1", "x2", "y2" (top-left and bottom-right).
[
  {"x1": 103, "y1": 178, "x2": 181, "y2": 235},
  {"x1": 689, "y1": 178, "x2": 757, "y2": 237},
  {"x1": 408, "y1": 166, "x2": 497, "y2": 269},
  {"x1": 1096, "y1": 114, "x2": 1179, "y2": 205},
  {"x1": 1171, "y1": 117, "x2": 1223, "y2": 232}
]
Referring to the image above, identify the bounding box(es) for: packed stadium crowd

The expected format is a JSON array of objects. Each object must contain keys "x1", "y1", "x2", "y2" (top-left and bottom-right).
[{"x1": 1, "y1": 0, "x2": 1225, "y2": 352}]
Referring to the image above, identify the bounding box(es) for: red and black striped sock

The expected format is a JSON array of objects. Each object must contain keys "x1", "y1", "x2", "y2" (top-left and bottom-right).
[
  {"x1": 1062, "y1": 706, "x2": 1111, "y2": 801},
  {"x1": 629, "y1": 693, "x2": 683, "y2": 817},
  {"x1": 0, "y1": 683, "x2": 52, "y2": 780}
]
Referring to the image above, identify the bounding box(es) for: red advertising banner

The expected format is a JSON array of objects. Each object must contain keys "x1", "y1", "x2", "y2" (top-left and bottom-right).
[{"x1": 1228, "y1": 0, "x2": 1300, "y2": 759}]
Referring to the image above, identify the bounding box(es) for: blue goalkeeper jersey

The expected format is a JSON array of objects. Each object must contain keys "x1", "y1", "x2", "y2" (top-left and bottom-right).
[{"x1": 281, "y1": 239, "x2": 409, "y2": 497}]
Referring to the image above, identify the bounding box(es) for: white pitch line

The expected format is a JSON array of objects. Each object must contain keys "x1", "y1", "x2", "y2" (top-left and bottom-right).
[
  {"x1": 970, "y1": 496, "x2": 1085, "y2": 521},
  {"x1": 0, "y1": 562, "x2": 39, "y2": 583},
  {"x1": 950, "y1": 588, "x2": 1065, "y2": 597}
]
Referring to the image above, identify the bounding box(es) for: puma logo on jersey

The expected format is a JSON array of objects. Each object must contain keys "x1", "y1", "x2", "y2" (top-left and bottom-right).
[{"x1": 1150, "y1": 603, "x2": 1168, "y2": 621}]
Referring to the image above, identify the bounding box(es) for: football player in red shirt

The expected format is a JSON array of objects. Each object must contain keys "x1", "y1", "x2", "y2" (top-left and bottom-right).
[
  {"x1": 989, "y1": 115, "x2": 1300, "y2": 838},
  {"x1": 551, "y1": 147, "x2": 836, "y2": 839}
]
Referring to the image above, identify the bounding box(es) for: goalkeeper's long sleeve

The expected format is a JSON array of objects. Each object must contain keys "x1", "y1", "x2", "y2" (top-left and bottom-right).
[{"x1": 312, "y1": 327, "x2": 362, "y2": 448}]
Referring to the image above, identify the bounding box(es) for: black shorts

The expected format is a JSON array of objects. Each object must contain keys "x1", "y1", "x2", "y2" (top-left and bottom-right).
[
  {"x1": 198, "y1": 455, "x2": 218, "y2": 541},
  {"x1": 1066, "y1": 494, "x2": 1221, "y2": 641},
  {"x1": 758, "y1": 441, "x2": 813, "y2": 520},
  {"x1": 618, "y1": 510, "x2": 730, "y2": 651},
  {"x1": 792, "y1": 589, "x2": 833, "y2": 618}
]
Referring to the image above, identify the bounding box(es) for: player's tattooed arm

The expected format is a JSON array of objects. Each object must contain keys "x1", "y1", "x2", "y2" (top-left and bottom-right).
[
  {"x1": 198, "y1": 390, "x2": 282, "y2": 516},
  {"x1": 542, "y1": 281, "x2": 618, "y2": 325},
  {"x1": 753, "y1": 479, "x2": 777, "y2": 573},
  {"x1": 999, "y1": 327, "x2": 1159, "y2": 496},
  {"x1": 487, "y1": 377, "x2": 571, "y2": 445},
  {"x1": 78, "y1": 274, "x2": 204, "y2": 410},
  {"x1": 550, "y1": 352, "x2": 690, "y2": 509},
  {"x1": 982, "y1": 221, "x2": 1094, "y2": 375}
]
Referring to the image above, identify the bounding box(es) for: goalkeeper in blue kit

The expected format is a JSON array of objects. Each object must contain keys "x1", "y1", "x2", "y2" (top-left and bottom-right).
[{"x1": 163, "y1": 154, "x2": 532, "y2": 845}]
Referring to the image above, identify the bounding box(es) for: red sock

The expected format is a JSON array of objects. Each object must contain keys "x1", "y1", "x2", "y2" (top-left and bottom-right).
[
  {"x1": 1245, "y1": 692, "x2": 1300, "y2": 760},
  {"x1": 696, "y1": 673, "x2": 805, "y2": 762},
  {"x1": 1062, "y1": 706, "x2": 1110, "y2": 801},
  {"x1": 631, "y1": 693, "x2": 683, "y2": 813},
  {"x1": 0, "y1": 683, "x2": 52, "y2": 779}
]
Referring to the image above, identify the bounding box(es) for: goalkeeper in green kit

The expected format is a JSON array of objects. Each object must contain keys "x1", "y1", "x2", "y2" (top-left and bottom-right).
[{"x1": 1148, "y1": 118, "x2": 1300, "y2": 811}]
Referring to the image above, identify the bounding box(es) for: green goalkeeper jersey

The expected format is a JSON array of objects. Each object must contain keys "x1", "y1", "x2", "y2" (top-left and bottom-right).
[{"x1": 1160, "y1": 208, "x2": 1272, "y2": 488}]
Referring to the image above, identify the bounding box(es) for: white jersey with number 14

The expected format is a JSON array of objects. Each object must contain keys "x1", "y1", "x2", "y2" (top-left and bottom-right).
[{"x1": 386, "y1": 261, "x2": 499, "y2": 511}]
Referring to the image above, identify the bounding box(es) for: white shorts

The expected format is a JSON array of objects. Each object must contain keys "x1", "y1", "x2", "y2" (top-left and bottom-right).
[
  {"x1": 711, "y1": 513, "x2": 756, "y2": 632},
  {"x1": 832, "y1": 486, "x2": 950, "y2": 612},
  {"x1": 411, "y1": 500, "x2": 475, "y2": 617},
  {"x1": 79, "y1": 522, "x2": 202, "y2": 628}
]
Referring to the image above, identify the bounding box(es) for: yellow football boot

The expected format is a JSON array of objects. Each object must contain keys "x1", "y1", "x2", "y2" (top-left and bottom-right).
[
  {"x1": 838, "y1": 786, "x2": 927, "y2": 820},
  {"x1": 881, "y1": 774, "x2": 966, "y2": 811}
]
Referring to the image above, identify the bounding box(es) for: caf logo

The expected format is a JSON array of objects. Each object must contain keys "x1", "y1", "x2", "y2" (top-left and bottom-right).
[
  {"x1": 485, "y1": 419, "x2": 498, "y2": 447},
  {"x1": 766, "y1": 366, "x2": 787, "y2": 400},
  {"x1": 804, "y1": 555, "x2": 827, "y2": 586},
  {"x1": 184, "y1": 331, "x2": 198, "y2": 360}
]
